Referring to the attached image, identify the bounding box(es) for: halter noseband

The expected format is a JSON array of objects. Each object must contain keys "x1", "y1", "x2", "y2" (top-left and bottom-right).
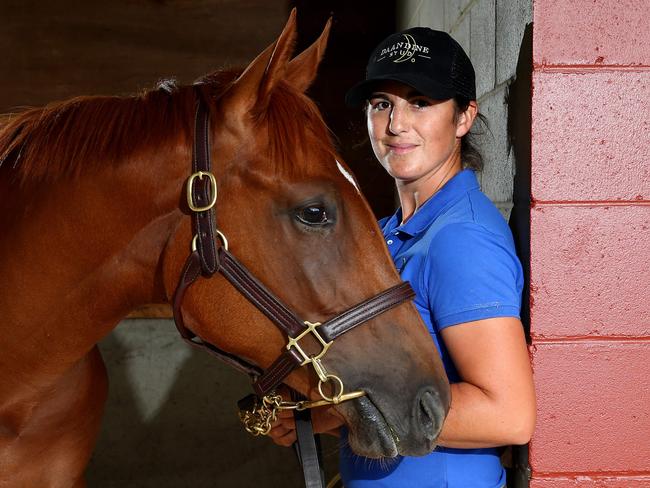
[{"x1": 172, "y1": 91, "x2": 415, "y2": 434}]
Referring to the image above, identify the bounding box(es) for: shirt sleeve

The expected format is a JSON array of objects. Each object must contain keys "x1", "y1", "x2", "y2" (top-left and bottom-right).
[{"x1": 422, "y1": 222, "x2": 523, "y2": 330}]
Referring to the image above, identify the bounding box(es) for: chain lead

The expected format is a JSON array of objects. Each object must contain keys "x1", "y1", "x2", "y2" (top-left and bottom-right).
[
  {"x1": 238, "y1": 393, "x2": 283, "y2": 436},
  {"x1": 238, "y1": 388, "x2": 366, "y2": 437}
]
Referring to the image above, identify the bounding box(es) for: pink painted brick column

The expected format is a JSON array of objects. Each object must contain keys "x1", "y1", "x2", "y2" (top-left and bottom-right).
[{"x1": 531, "y1": 0, "x2": 650, "y2": 486}]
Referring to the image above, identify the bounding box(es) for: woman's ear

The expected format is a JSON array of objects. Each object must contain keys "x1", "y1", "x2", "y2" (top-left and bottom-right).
[{"x1": 455, "y1": 100, "x2": 478, "y2": 138}]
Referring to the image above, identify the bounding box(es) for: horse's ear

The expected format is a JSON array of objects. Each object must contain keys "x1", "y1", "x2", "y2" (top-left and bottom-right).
[
  {"x1": 285, "y1": 17, "x2": 332, "y2": 93},
  {"x1": 220, "y1": 8, "x2": 298, "y2": 120}
]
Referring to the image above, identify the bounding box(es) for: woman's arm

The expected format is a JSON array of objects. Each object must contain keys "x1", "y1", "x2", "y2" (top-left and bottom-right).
[{"x1": 436, "y1": 316, "x2": 536, "y2": 448}]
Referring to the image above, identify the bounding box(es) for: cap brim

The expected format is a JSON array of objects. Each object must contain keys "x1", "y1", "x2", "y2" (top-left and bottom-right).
[{"x1": 344, "y1": 73, "x2": 457, "y2": 107}]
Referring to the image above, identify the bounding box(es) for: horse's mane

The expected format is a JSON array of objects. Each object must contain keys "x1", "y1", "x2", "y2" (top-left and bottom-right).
[
  {"x1": 0, "y1": 69, "x2": 337, "y2": 185},
  {"x1": 0, "y1": 74, "x2": 225, "y2": 184}
]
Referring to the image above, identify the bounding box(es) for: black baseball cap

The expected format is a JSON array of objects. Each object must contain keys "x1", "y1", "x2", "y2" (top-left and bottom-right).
[{"x1": 345, "y1": 27, "x2": 476, "y2": 106}]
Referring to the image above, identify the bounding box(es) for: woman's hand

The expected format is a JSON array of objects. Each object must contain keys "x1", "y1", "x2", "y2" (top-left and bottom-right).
[
  {"x1": 268, "y1": 394, "x2": 345, "y2": 447},
  {"x1": 268, "y1": 407, "x2": 298, "y2": 447}
]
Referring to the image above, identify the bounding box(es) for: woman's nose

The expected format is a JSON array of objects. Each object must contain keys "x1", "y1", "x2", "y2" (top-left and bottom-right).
[{"x1": 388, "y1": 106, "x2": 408, "y2": 135}]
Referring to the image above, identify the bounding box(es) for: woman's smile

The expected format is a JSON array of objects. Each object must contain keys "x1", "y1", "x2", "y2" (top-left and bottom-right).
[{"x1": 385, "y1": 141, "x2": 419, "y2": 155}]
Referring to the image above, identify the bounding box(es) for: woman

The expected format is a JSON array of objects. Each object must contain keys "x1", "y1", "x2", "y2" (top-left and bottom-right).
[{"x1": 271, "y1": 27, "x2": 536, "y2": 488}]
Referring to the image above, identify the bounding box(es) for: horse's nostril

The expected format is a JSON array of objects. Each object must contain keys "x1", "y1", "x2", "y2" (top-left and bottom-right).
[{"x1": 416, "y1": 389, "x2": 445, "y2": 441}]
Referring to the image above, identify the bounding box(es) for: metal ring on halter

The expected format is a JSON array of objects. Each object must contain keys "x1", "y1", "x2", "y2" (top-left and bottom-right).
[
  {"x1": 191, "y1": 230, "x2": 229, "y2": 252},
  {"x1": 215, "y1": 230, "x2": 229, "y2": 250},
  {"x1": 318, "y1": 374, "x2": 346, "y2": 403}
]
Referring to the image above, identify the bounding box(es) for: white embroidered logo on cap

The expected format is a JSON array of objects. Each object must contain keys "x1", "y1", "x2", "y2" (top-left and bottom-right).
[{"x1": 377, "y1": 34, "x2": 431, "y2": 64}]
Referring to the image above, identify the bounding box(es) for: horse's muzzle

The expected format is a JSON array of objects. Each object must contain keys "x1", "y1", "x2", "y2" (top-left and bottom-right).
[
  {"x1": 413, "y1": 387, "x2": 447, "y2": 449},
  {"x1": 344, "y1": 385, "x2": 448, "y2": 458}
]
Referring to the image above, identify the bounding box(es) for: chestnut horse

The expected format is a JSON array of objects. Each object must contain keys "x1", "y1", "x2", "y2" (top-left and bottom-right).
[{"x1": 0, "y1": 11, "x2": 449, "y2": 487}]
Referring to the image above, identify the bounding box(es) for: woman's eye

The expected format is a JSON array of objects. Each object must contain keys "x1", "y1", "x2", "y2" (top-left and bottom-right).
[
  {"x1": 369, "y1": 99, "x2": 390, "y2": 111},
  {"x1": 296, "y1": 205, "x2": 329, "y2": 226}
]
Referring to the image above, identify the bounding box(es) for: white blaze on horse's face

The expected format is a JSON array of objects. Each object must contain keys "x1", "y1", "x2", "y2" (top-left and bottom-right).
[{"x1": 336, "y1": 159, "x2": 360, "y2": 194}]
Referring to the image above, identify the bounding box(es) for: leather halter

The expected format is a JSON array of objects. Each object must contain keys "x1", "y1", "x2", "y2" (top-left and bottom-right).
[{"x1": 172, "y1": 90, "x2": 415, "y2": 401}]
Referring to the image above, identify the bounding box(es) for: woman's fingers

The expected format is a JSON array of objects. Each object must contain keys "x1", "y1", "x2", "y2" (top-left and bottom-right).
[
  {"x1": 270, "y1": 426, "x2": 297, "y2": 447},
  {"x1": 268, "y1": 412, "x2": 297, "y2": 447},
  {"x1": 275, "y1": 408, "x2": 296, "y2": 420}
]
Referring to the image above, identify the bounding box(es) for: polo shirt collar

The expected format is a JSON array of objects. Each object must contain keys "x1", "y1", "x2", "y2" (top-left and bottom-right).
[{"x1": 382, "y1": 169, "x2": 479, "y2": 237}]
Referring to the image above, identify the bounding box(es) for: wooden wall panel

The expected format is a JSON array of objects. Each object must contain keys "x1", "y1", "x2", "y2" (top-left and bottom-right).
[{"x1": 0, "y1": 0, "x2": 289, "y2": 110}]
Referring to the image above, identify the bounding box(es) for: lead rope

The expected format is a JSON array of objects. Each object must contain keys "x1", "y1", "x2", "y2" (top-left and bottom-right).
[{"x1": 293, "y1": 392, "x2": 326, "y2": 488}]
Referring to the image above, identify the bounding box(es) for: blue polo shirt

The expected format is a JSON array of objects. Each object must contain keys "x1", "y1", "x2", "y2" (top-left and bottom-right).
[{"x1": 340, "y1": 169, "x2": 523, "y2": 488}]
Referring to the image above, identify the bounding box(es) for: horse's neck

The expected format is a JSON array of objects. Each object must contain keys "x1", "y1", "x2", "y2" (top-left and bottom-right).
[{"x1": 0, "y1": 155, "x2": 187, "y2": 383}]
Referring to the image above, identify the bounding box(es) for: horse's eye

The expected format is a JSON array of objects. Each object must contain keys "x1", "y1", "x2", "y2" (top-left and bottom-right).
[{"x1": 296, "y1": 205, "x2": 329, "y2": 226}]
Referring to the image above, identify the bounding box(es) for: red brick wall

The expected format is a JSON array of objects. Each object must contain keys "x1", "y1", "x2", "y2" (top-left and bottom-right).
[{"x1": 530, "y1": 0, "x2": 650, "y2": 486}]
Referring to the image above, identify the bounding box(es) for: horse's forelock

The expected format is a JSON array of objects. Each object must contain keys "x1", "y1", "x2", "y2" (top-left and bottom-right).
[{"x1": 263, "y1": 83, "x2": 338, "y2": 178}]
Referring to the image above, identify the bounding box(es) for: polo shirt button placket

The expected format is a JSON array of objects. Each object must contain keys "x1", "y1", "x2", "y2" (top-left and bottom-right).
[{"x1": 386, "y1": 229, "x2": 405, "y2": 254}]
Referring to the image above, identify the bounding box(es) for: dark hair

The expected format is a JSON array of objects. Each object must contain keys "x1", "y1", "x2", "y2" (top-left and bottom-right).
[{"x1": 454, "y1": 97, "x2": 487, "y2": 172}]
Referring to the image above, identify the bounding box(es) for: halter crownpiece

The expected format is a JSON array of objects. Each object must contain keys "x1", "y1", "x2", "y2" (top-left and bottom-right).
[{"x1": 172, "y1": 88, "x2": 416, "y2": 432}]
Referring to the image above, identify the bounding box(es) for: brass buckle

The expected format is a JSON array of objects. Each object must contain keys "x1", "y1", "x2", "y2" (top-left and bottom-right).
[
  {"x1": 186, "y1": 171, "x2": 217, "y2": 212},
  {"x1": 286, "y1": 321, "x2": 332, "y2": 371}
]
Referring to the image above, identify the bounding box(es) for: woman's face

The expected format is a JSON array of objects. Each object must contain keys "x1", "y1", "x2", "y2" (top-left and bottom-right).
[{"x1": 366, "y1": 81, "x2": 473, "y2": 187}]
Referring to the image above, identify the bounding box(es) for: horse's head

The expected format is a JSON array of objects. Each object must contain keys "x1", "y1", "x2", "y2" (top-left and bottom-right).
[{"x1": 162, "y1": 10, "x2": 450, "y2": 458}]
